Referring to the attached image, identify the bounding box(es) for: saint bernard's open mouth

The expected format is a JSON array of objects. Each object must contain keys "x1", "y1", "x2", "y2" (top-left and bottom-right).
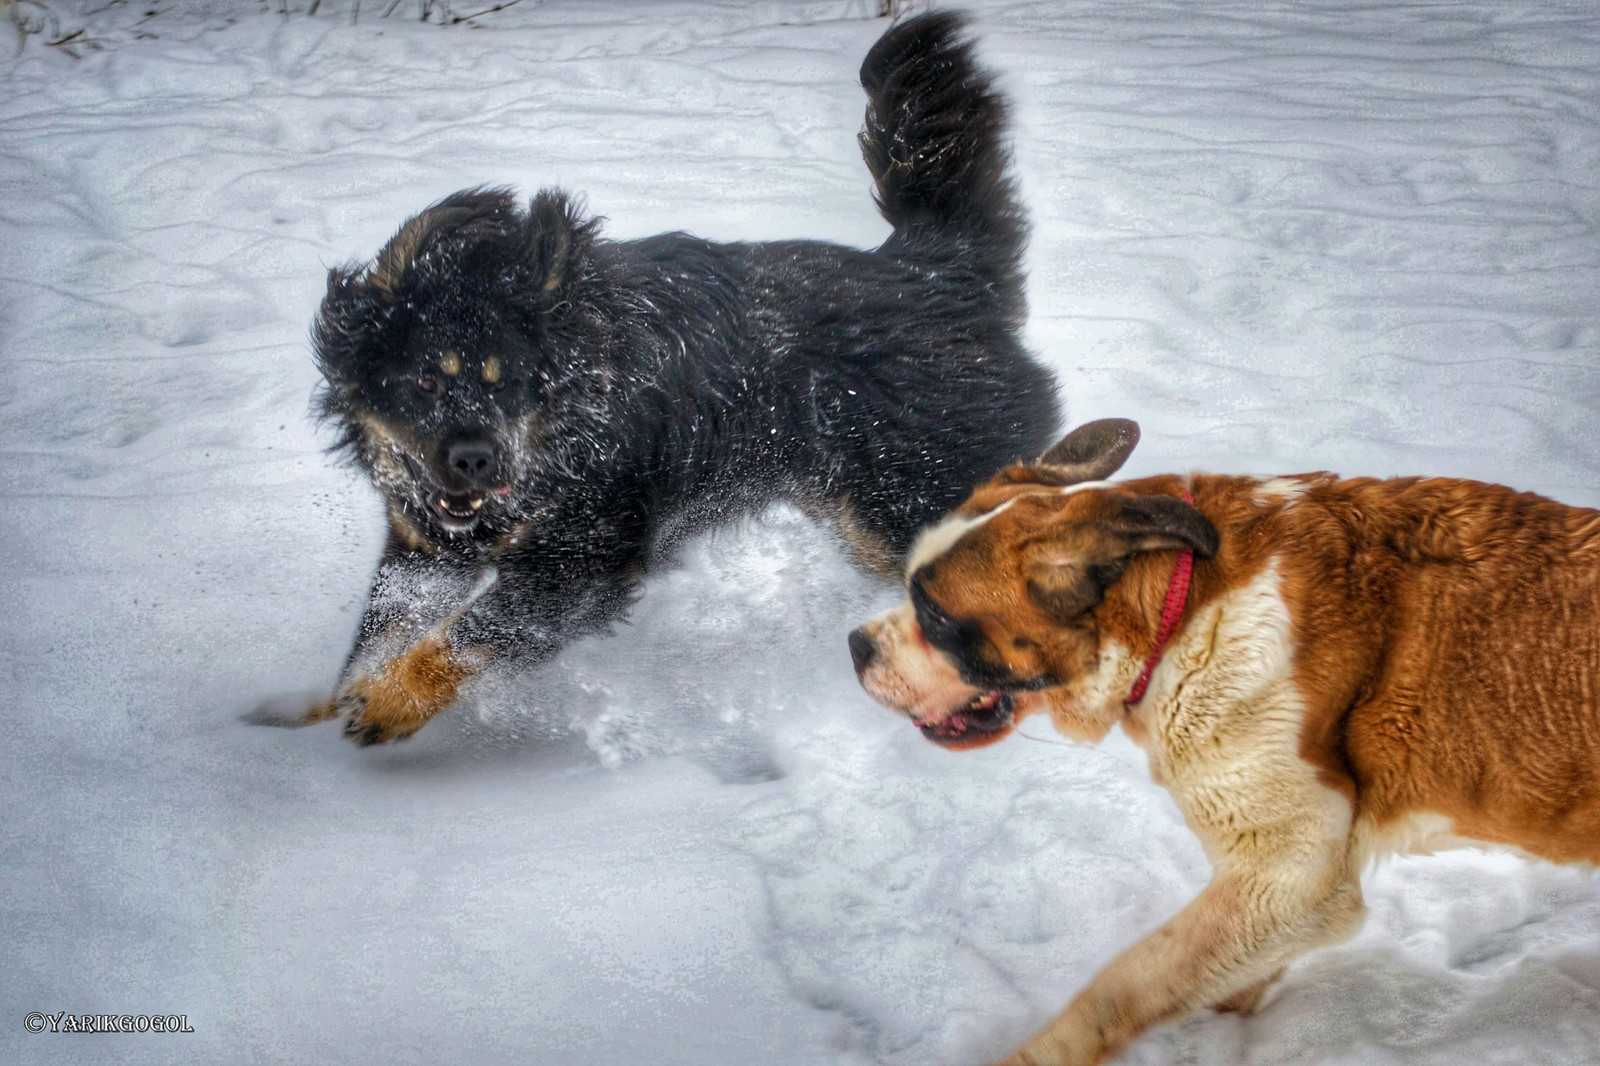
[{"x1": 918, "y1": 690, "x2": 1014, "y2": 748}]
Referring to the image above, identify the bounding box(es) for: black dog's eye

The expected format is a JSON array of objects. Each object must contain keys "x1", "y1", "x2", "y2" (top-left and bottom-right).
[{"x1": 415, "y1": 375, "x2": 441, "y2": 395}]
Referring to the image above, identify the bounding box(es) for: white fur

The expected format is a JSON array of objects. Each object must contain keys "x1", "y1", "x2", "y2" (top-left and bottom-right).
[
  {"x1": 904, "y1": 501, "x2": 1019, "y2": 577},
  {"x1": 1353, "y1": 810, "x2": 1469, "y2": 867},
  {"x1": 1252, "y1": 476, "x2": 1312, "y2": 506},
  {"x1": 904, "y1": 480, "x2": 1117, "y2": 578},
  {"x1": 1135, "y1": 564, "x2": 1355, "y2": 874},
  {"x1": 855, "y1": 602, "x2": 975, "y2": 720}
]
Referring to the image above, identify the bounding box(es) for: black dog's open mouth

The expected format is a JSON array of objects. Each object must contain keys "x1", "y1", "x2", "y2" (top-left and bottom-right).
[
  {"x1": 429, "y1": 489, "x2": 486, "y2": 524},
  {"x1": 920, "y1": 690, "x2": 1014, "y2": 746},
  {"x1": 399, "y1": 454, "x2": 509, "y2": 530}
]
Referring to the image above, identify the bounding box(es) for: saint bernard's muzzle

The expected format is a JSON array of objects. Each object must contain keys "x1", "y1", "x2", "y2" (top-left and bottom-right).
[
  {"x1": 849, "y1": 558, "x2": 1077, "y2": 750},
  {"x1": 850, "y1": 603, "x2": 1028, "y2": 749}
]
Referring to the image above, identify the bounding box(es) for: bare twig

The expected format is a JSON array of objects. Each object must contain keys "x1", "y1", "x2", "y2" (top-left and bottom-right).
[{"x1": 450, "y1": 0, "x2": 521, "y2": 25}]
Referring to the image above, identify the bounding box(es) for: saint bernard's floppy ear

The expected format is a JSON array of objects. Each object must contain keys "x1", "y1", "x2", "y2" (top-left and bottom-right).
[
  {"x1": 1107, "y1": 494, "x2": 1220, "y2": 559},
  {"x1": 1025, "y1": 493, "x2": 1219, "y2": 623},
  {"x1": 1033, "y1": 418, "x2": 1141, "y2": 485}
]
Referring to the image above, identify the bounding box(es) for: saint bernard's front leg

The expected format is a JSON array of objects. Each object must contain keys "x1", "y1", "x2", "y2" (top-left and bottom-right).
[
  {"x1": 995, "y1": 573, "x2": 1368, "y2": 1065},
  {"x1": 991, "y1": 847, "x2": 1363, "y2": 1066}
]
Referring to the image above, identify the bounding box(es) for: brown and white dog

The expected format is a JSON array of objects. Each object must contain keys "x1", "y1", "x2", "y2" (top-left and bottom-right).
[{"x1": 849, "y1": 417, "x2": 1600, "y2": 1066}]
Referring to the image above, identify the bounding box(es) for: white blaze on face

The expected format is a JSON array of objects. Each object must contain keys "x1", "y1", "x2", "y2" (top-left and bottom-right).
[
  {"x1": 904, "y1": 500, "x2": 1018, "y2": 578},
  {"x1": 904, "y1": 480, "x2": 1118, "y2": 579}
]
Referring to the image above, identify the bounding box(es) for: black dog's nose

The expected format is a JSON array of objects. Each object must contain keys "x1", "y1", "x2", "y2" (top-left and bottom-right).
[
  {"x1": 446, "y1": 439, "x2": 497, "y2": 485},
  {"x1": 848, "y1": 628, "x2": 878, "y2": 677}
]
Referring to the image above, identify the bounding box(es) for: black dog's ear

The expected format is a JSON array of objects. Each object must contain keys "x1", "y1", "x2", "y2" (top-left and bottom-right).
[
  {"x1": 312, "y1": 261, "x2": 391, "y2": 390},
  {"x1": 1034, "y1": 418, "x2": 1140, "y2": 485},
  {"x1": 525, "y1": 189, "x2": 599, "y2": 304},
  {"x1": 366, "y1": 188, "x2": 519, "y2": 302}
]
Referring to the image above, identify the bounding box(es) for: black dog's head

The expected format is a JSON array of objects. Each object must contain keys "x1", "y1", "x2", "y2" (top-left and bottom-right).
[{"x1": 313, "y1": 187, "x2": 609, "y2": 539}]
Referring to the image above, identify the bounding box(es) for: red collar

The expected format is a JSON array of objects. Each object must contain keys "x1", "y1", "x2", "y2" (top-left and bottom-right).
[{"x1": 1123, "y1": 491, "x2": 1196, "y2": 707}]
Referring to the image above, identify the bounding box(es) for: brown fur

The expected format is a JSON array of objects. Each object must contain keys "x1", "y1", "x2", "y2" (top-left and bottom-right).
[
  {"x1": 851, "y1": 420, "x2": 1600, "y2": 1066},
  {"x1": 832, "y1": 494, "x2": 904, "y2": 578},
  {"x1": 340, "y1": 638, "x2": 476, "y2": 746},
  {"x1": 385, "y1": 502, "x2": 438, "y2": 556}
]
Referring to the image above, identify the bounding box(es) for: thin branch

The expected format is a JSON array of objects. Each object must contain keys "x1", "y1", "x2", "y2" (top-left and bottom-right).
[{"x1": 450, "y1": 0, "x2": 522, "y2": 25}]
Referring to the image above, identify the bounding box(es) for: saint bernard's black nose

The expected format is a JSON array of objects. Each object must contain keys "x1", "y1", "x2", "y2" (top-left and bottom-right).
[{"x1": 848, "y1": 628, "x2": 878, "y2": 677}]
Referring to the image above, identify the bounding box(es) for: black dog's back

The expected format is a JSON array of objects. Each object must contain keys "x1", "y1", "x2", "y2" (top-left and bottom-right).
[
  {"x1": 789, "y1": 10, "x2": 1059, "y2": 563},
  {"x1": 547, "y1": 13, "x2": 1058, "y2": 570}
]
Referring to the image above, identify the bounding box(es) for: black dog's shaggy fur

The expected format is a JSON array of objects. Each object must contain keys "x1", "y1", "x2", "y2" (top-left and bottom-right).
[{"x1": 292, "y1": 12, "x2": 1061, "y2": 744}]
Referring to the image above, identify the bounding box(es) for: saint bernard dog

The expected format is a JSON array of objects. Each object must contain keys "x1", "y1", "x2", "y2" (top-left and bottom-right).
[{"x1": 850, "y1": 417, "x2": 1600, "y2": 1066}]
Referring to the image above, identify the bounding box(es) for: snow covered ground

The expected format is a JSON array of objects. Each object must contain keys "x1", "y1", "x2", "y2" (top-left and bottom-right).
[{"x1": 3, "y1": 0, "x2": 1599, "y2": 1063}]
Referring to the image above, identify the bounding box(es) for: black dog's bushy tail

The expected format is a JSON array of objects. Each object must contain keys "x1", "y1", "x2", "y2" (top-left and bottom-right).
[{"x1": 859, "y1": 11, "x2": 1027, "y2": 321}]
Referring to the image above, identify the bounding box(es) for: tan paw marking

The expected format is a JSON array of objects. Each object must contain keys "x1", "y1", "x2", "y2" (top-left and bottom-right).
[{"x1": 340, "y1": 638, "x2": 472, "y2": 746}]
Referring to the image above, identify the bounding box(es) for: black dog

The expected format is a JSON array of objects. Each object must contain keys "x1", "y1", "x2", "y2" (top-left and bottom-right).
[{"x1": 278, "y1": 12, "x2": 1060, "y2": 744}]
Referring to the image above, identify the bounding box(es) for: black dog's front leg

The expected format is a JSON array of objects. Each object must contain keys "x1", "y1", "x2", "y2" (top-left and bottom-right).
[
  {"x1": 326, "y1": 533, "x2": 491, "y2": 744},
  {"x1": 243, "y1": 532, "x2": 472, "y2": 736},
  {"x1": 336, "y1": 513, "x2": 646, "y2": 745},
  {"x1": 244, "y1": 530, "x2": 482, "y2": 736}
]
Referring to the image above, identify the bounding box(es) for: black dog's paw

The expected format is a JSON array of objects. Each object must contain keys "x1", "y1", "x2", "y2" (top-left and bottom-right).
[
  {"x1": 335, "y1": 685, "x2": 422, "y2": 746},
  {"x1": 335, "y1": 638, "x2": 469, "y2": 746},
  {"x1": 337, "y1": 687, "x2": 420, "y2": 747}
]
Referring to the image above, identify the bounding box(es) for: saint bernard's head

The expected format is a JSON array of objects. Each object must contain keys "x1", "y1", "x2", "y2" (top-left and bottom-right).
[{"x1": 849, "y1": 419, "x2": 1218, "y2": 748}]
